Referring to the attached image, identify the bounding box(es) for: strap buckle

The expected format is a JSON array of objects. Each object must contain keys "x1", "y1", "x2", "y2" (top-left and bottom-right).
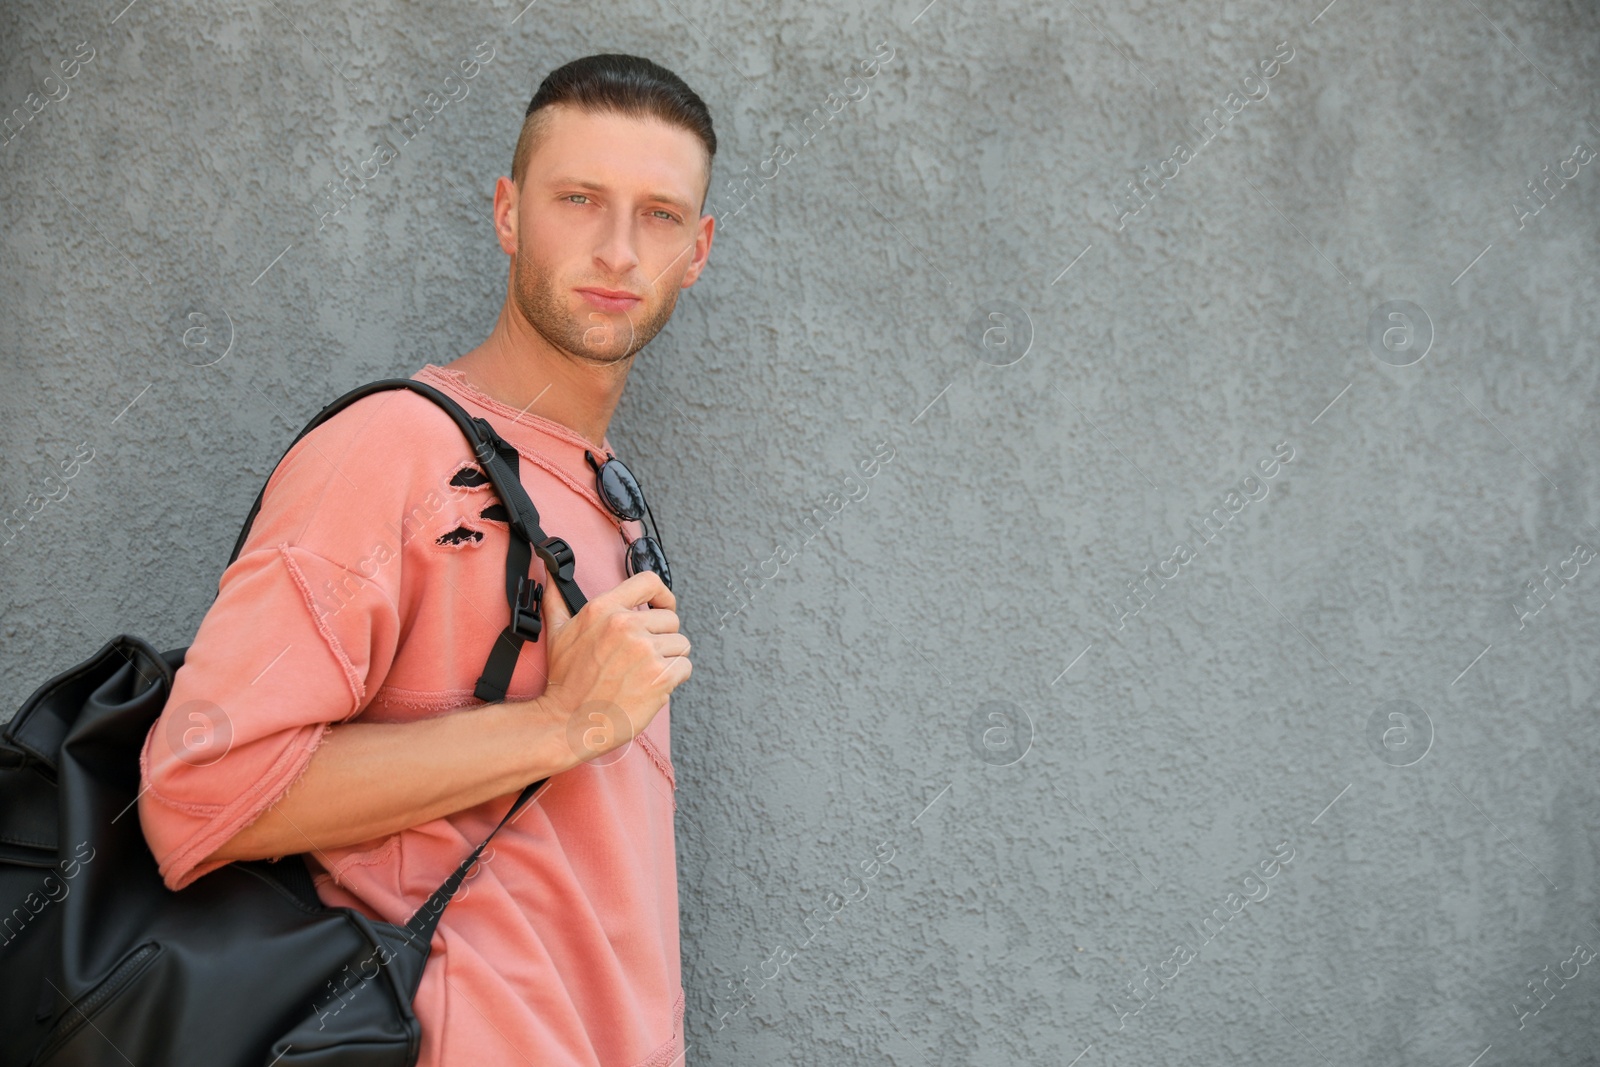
[
  {"x1": 540, "y1": 537, "x2": 577, "y2": 585},
  {"x1": 511, "y1": 577, "x2": 543, "y2": 642}
]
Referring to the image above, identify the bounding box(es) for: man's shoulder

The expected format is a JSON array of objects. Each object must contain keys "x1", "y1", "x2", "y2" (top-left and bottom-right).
[
  {"x1": 242, "y1": 381, "x2": 480, "y2": 558},
  {"x1": 278, "y1": 382, "x2": 473, "y2": 483},
  {"x1": 308, "y1": 380, "x2": 469, "y2": 449}
]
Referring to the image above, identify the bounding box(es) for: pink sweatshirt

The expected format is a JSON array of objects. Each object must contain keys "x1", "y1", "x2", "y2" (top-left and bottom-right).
[{"x1": 137, "y1": 364, "x2": 684, "y2": 1066}]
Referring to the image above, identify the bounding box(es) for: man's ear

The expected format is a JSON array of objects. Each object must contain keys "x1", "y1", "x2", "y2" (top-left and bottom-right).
[
  {"x1": 494, "y1": 176, "x2": 519, "y2": 256},
  {"x1": 679, "y1": 212, "x2": 715, "y2": 288}
]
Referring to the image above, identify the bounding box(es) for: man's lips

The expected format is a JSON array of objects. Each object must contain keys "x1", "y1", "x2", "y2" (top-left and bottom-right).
[{"x1": 576, "y1": 288, "x2": 642, "y2": 312}]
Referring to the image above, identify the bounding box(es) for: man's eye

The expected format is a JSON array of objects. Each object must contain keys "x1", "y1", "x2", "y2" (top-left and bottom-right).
[
  {"x1": 651, "y1": 210, "x2": 678, "y2": 222},
  {"x1": 564, "y1": 194, "x2": 590, "y2": 204}
]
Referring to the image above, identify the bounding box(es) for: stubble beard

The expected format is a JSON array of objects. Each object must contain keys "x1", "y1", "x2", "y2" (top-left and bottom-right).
[{"x1": 512, "y1": 243, "x2": 679, "y2": 367}]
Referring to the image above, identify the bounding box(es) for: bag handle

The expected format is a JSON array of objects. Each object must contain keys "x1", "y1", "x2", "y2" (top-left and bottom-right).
[{"x1": 227, "y1": 377, "x2": 582, "y2": 946}]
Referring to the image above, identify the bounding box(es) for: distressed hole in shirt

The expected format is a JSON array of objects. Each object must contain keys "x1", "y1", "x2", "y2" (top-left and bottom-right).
[
  {"x1": 436, "y1": 525, "x2": 484, "y2": 547},
  {"x1": 478, "y1": 502, "x2": 509, "y2": 523},
  {"x1": 448, "y1": 465, "x2": 491, "y2": 488}
]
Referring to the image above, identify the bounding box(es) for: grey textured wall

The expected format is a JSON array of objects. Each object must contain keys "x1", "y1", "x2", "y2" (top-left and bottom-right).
[{"x1": 4, "y1": 0, "x2": 1599, "y2": 1062}]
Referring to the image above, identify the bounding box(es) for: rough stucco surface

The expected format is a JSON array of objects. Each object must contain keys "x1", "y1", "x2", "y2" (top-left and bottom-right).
[{"x1": 3, "y1": 0, "x2": 1599, "y2": 1062}]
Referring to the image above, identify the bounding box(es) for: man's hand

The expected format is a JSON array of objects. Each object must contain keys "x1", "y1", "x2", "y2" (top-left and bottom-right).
[
  {"x1": 535, "y1": 570, "x2": 691, "y2": 764},
  {"x1": 192, "y1": 573, "x2": 692, "y2": 868}
]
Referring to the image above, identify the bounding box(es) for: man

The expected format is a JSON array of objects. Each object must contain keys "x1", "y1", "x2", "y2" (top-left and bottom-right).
[{"x1": 138, "y1": 53, "x2": 714, "y2": 1066}]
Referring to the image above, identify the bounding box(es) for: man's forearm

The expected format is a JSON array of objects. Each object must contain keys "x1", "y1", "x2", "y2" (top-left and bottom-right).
[{"x1": 203, "y1": 697, "x2": 577, "y2": 864}]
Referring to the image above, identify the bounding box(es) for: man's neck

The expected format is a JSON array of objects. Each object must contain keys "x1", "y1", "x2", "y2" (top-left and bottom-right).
[{"x1": 446, "y1": 311, "x2": 630, "y2": 450}]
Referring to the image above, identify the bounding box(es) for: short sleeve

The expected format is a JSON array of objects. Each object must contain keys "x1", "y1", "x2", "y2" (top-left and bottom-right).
[{"x1": 137, "y1": 389, "x2": 461, "y2": 891}]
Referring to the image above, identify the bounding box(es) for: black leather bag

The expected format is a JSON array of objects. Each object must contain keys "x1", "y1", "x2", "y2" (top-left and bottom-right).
[{"x1": 0, "y1": 379, "x2": 591, "y2": 1066}]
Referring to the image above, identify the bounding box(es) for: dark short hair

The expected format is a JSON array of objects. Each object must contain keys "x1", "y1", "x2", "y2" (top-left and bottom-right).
[{"x1": 512, "y1": 53, "x2": 716, "y2": 206}]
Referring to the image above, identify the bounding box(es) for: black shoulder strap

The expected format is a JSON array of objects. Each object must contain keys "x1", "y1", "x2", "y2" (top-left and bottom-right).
[
  {"x1": 465, "y1": 428, "x2": 586, "y2": 704},
  {"x1": 400, "y1": 771, "x2": 538, "y2": 949},
  {"x1": 226, "y1": 376, "x2": 587, "y2": 945},
  {"x1": 230, "y1": 379, "x2": 588, "y2": 613}
]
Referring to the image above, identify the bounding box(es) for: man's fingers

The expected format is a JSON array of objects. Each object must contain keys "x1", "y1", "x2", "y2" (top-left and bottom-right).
[
  {"x1": 541, "y1": 571, "x2": 675, "y2": 636},
  {"x1": 650, "y1": 632, "x2": 690, "y2": 658},
  {"x1": 647, "y1": 650, "x2": 694, "y2": 691},
  {"x1": 637, "y1": 608, "x2": 682, "y2": 635},
  {"x1": 606, "y1": 570, "x2": 675, "y2": 612}
]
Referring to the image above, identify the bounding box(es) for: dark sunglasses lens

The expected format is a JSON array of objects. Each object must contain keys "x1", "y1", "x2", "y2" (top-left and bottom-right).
[
  {"x1": 598, "y1": 460, "x2": 646, "y2": 522},
  {"x1": 627, "y1": 536, "x2": 671, "y2": 591}
]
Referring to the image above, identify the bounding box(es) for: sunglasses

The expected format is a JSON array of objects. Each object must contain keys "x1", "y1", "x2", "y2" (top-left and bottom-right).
[{"x1": 585, "y1": 449, "x2": 671, "y2": 591}]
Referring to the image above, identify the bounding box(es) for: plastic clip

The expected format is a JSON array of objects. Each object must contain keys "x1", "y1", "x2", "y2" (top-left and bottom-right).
[{"x1": 511, "y1": 577, "x2": 544, "y2": 642}]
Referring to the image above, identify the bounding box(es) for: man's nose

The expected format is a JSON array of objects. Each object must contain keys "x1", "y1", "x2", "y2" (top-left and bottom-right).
[{"x1": 594, "y1": 214, "x2": 640, "y2": 276}]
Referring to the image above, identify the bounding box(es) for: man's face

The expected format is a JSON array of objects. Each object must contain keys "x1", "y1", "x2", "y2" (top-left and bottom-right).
[{"x1": 499, "y1": 104, "x2": 713, "y2": 366}]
